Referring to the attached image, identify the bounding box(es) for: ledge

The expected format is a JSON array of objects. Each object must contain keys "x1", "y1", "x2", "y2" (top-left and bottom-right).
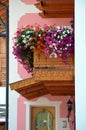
[{"x1": 10, "y1": 78, "x2": 74, "y2": 99}]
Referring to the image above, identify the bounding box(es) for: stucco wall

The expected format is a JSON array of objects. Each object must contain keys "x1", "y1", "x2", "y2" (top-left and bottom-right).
[
  {"x1": 17, "y1": 95, "x2": 75, "y2": 130},
  {"x1": 9, "y1": 0, "x2": 74, "y2": 130},
  {"x1": 75, "y1": 0, "x2": 86, "y2": 130}
]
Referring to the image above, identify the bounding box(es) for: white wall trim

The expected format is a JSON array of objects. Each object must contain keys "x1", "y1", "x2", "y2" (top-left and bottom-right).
[
  {"x1": 9, "y1": 0, "x2": 40, "y2": 83},
  {"x1": 9, "y1": 89, "x2": 19, "y2": 130},
  {"x1": 24, "y1": 97, "x2": 62, "y2": 130},
  {"x1": 75, "y1": 0, "x2": 86, "y2": 130}
]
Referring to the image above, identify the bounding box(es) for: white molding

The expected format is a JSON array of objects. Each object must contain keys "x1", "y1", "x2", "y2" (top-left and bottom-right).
[
  {"x1": 24, "y1": 97, "x2": 62, "y2": 130},
  {"x1": 9, "y1": 0, "x2": 40, "y2": 83},
  {"x1": 9, "y1": 89, "x2": 19, "y2": 130},
  {"x1": 24, "y1": 97, "x2": 70, "y2": 130},
  {"x1": 25, "y1": 102, "x2": 31, "y2": 130},
  {"x1": 75, "y1": 0, "x2": 86, "y2": 130}
]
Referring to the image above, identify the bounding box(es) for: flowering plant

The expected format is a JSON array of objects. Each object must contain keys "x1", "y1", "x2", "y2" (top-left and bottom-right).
[{"x1": 12, "y1": 24, "x2": 74, "y2": 73}]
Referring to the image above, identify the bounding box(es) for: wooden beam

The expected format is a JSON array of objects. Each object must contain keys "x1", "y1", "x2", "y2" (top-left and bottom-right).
[
  {"x1": 17, "y1": 84, "x2": 45, "y2": 95},
  {"x1": 35, "y1": 2, "x2": 74, "y2": 11},
  {"x1": 19, "y1": 89, "x2": 48, "y2": 100},
  {"x1": 48, "y1": 87, "x2": 74, "y2": 95},
  {"x1": 10, "y1": 77, "x2": 41, "y2": 90},
  {"x1": 50, "y1": 91, "x2": 74, "y2": 96},
  {"x1": 39, "y1": 10, "x2": 74, "y2": 18},
  {"x1": 18, "y1": 80, "x2": 74, "y2": 98},
  {"x1": 37, "y1": 0, "x2": 74, "y2": 3},
  {"x1": 35, "y1": 0, "x2": 74, "y2": 18},
  {"x1": 44, "y1": 80, "x2": 74, "y2": 87},
  {"x1": 45, "y1": 80, "x2": 74, "y2": 96}
]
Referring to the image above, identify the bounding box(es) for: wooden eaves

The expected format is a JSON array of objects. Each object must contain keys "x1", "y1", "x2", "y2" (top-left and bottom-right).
[
  {"x1": 10, "y1": 77, "x2": 74, "y2": 100},
  {"x1": 35, "y1": 0, "x2": 74, "y2": 18}
]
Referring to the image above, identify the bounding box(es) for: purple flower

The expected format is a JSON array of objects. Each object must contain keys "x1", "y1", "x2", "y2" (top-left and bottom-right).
[{"x1": 12, "y1": 24, "x2": 74, "y2": 73}]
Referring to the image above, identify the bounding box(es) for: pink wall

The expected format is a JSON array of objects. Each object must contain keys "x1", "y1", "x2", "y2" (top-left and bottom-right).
[
  {"x1": 16, "y1": 2, "x2": 74, "y2": 130},
  {"x1": 18, "y1": 13, "x2": 72, "y2": 28},
  {"x1": 17, "y1": 13, "x2": 72, "y2": 79},
  {"x1": 17, "y1": 96, "x2": 27, "y2": 130},
  {"x1": 20, "y1": 0, "x2": 36, "y2": 5},
  {"x1": 17, "y1": 95, "x2": 75, "y2": 130}
]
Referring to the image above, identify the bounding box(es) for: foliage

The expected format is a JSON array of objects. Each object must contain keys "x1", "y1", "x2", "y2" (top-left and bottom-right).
[{"x1": 12, "y1": 24, "x2": 74, "y2": 73}]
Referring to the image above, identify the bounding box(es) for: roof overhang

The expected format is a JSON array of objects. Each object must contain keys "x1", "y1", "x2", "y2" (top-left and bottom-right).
[
  {"x1": 10, "y1": 77, "x2": 74, "y2": 99},
  {"x1": 35, "y1": 0, "x2": 74, "y2": 18}
]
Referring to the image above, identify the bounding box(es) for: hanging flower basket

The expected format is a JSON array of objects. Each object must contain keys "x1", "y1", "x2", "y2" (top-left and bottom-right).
[{"x1": 12, "y1": 24, "x2": 74, "y2": 73}]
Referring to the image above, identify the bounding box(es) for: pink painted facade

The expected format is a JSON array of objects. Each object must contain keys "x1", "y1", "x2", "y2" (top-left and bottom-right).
[
  {"x1": 20, "y1": 0, "x2": 37, "y2": 5},
  {"x1": 17, "y1": 95, "x2": 75, "y2": 130},
  {"x1": 13, "y1": 0, "x2": 75, "y2": 130},
  {"x1": 17, "y1": 96, "x2": 27, "y2": 130},
  {"x1": 17, "y1": 13, "x2": 72, "y2": 79}
]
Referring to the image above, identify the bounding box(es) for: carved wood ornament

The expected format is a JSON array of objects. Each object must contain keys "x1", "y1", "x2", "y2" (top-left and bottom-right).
[
  {"x1": 10, "y1": 0, "x2": 74, "y2": 99},
  {"x1": 10, "y1": 51, "x2": 74, "y2": 99}
]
